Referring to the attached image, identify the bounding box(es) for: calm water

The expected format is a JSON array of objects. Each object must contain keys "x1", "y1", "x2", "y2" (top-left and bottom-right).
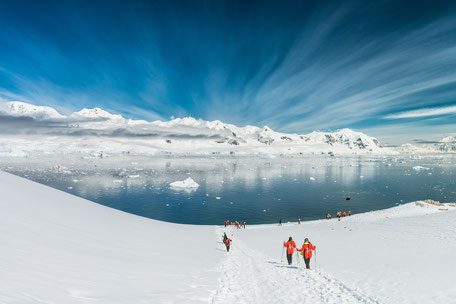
[{"x1": 2, "y1": 155, "x2": 455, "y2": 224}]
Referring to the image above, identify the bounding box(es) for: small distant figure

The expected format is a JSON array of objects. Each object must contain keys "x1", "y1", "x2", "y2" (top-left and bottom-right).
[
  {"x1": 346, "y1": 196, "x2": 351, "y2": 200},
  {"x1": 326, "y1": 213, "x2": 331, "y2": 219},
  {"x1": 223, "y1": 232, "x2": 227, "y2": 242},
  {"x1": 283, "y1": 237, "x2": 296, "y2": 265},
  {"x1": 342, "y1": 211, "x2": 346, "y2": 217},
  {"x1": 223, "y1": 237, "x2": 232, "y2": 252},
  {"x1": 279, "y1": 219, "x2": 282, "y2": 226},
  {"x1": 298, "y1": 218, "x2": 301, "y2": 224},
  {"x1": 297, "y1": 238, "x2": 316, "y2": 269},
  {"x1": 349, "y1": 211, "x2": 352, "y2": 216},
  {"x1": 243, "y1": 221, "x2": 246, "y2": 229}
]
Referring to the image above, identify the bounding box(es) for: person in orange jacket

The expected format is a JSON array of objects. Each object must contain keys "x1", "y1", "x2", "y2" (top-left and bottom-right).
[
  {"x1": 297, "y1": 238, "x2": 316, "y2": 269},
  {"x1": 243, "y1": 221, "x2": 246, "y2": 229},
  {"x1": 223, "y1": 237, "x2": 232, "y2": 252},
  {"x1": 326, "y1": 213, "x2": 331, "y2": 219},
  {"x1": 298, "y1": 218, "x2": 301, "y2": 224},
  {"x1": 343, "y1": 211, "x2": 347, "y2": 217},
  {"x1": 349, "y1": 210, "x2": 352, "y2": 216},
  {"x1": 283, "y1": 237, "x2": 296, "y2": 265}
]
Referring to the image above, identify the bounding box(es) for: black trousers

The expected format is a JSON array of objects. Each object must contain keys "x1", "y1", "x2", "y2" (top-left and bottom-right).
[
  {"x1": 286, "y1": 253, "x2": 293, "y2": 265},
  {"x1": 304, "y1": 257, "x2": 311, "y2": 269},
  {"x1": 226, "y1": 245, "x2": 230, "y2": 252}
]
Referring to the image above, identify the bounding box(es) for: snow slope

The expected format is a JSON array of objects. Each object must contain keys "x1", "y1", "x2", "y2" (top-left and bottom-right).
[
  {"x1": 2, "y1": 170, "x2": 456, "y2": 303},
  {"x1": 0, "y1": 171, "x2": 223, "y2": 304},
  {"x1": 0, "y1": 101, "x2": 395, "y2": 156},
  {"x1": 0, "y1": 101, "x2": 64, "y2": 120},
  {"x1": 220, "y1": 203, "x2": 456, "y2": 303}
]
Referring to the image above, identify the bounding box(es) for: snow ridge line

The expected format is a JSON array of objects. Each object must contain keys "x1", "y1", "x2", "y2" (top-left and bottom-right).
[{"x1": 213, "y1": 227, "x2": 381, "y2": 304}]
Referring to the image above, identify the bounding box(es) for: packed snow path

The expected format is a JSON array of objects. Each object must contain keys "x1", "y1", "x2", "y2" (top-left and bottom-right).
[{"x1": 213, "y1": 228, "x2": 379, "y2": 304}]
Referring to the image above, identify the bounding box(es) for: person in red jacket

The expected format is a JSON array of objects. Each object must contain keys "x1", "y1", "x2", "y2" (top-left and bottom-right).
[
  {"x1": 223, "y1": 237, "x2": 232, "y2": 252},
  {"x1": 342, "y1": 211, "x2": 347, "y2": 217},
  {"x1": 349, "y1": 210, "x2": 352, "y2": 216},
  {"x1": 297, "y1": 238, "x2": 316, "y2": 269},
  {"x1": 283, "y1": 237, "x2": 296, "y2": 265}
]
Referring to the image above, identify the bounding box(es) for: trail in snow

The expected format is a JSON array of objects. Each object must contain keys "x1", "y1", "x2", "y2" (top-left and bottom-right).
[{"x1": 212, "y1": 227, "x2": 380, "y2": 304}]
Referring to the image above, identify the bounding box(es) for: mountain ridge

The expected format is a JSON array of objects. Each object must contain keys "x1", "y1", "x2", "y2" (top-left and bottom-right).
[{"x1": 0, "y1": 100, "x2": 393, "y2": 156}]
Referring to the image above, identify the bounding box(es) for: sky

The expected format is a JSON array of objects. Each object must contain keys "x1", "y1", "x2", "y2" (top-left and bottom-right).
[{"x1": 0, "y1": 0, "x2": 456, "y2": 144}]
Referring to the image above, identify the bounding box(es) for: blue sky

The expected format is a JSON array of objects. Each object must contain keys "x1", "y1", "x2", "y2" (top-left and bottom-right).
[{"x1": 1, "y1": 0, "x2": 456, "y2": 144}]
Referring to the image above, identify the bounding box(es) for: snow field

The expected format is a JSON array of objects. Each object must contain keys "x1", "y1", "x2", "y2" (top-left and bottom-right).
[
  {"x1": 226, "y1": 203, "x2": 456, "y2": 303},
  {"x1": 0, "y1": 171, "x2": 223, "y2": 304},
  {"x1": 213, "y1": 227, "x2": 379, "y2": 304}
]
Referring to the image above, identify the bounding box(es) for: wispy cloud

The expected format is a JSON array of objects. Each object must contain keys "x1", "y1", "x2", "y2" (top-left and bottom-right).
[
  {"x1": 1, "y1": 1, "x2": 456, "y2": 144},
  {"x1": 384, "y1": 105, "x2": 456, "y2": 119}
]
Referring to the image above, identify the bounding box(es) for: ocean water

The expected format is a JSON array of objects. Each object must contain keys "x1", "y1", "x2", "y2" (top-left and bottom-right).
[{"x1": 2, "y1": 155, "x2": 455, "y2": 225}]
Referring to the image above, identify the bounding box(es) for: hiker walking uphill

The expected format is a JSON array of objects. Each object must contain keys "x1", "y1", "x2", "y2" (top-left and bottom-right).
[
  {"x1": 297, "y1": 238, "x2": 316, "y2": 269},
  {"x1": 283, "y1": 237, "x2": 296, "y2": 265},
  {"x1": 223, "y1": 237, "x2": 232, "y2": 252}
]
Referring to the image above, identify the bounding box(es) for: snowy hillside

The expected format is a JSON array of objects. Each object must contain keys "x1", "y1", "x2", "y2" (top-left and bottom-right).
[
  {"x1": 0, "y1": 101, "x2": 395, "y2": 157},
  {"x1": 2, "y1": 171, "x2": 456, "y2": 303},
  {"x1": 0, "y1": 101, "x2": 64, "y2": 120},
  {"x1": 399, "y1": 136, "x2": 456, "y2": 153}
]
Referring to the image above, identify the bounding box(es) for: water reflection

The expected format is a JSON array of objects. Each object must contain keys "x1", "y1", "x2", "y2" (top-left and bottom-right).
[{"x1": 1, "y1": 154, "x2": 455, "y2": 224}]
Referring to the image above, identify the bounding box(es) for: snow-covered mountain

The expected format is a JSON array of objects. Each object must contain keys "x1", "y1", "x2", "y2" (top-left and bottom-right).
[
  {"x1": 0, "y1": 100, "x2": 394, "y2": 156},
  {"x1": 0, "y1": 101, "x2": 64, "y2": 120},
  {"x1": 400, "y1": 136, "x2": 456, "y2": 153}
]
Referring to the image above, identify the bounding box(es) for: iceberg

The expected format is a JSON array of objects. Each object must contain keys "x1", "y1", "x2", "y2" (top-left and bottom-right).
[{"x1": 169, "y1": 177, "x2": 199, "y2": 189}]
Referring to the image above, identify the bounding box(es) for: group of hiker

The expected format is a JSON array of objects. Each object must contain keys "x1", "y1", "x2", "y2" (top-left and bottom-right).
[
  {"x1": 326, "y1": 210, "x2": 351, "y2": 219},
  {"x1": 283, "y1": 237, "x2": 316, "y2": 269},
  {"x1": 279, "y1": 212, "x2": 353, "y2": 225},
  {"x1": 224, "y1": 220, "x2": 246, "y2": 229}
]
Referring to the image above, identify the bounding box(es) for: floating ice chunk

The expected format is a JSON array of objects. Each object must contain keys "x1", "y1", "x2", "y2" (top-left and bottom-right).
[
  {"x1": 169, "y1": 177, "x2": 199, "y2": 189},
  {"x1": 113, "y1": 180, "x2": 123, "y2": 183},
  {"x1": 309, "y1": 177, "x2": 316, "y2": 181},
  {"x1": 413, "y1": 166, "x2": 430, "y2": 171},
  {"x1": 215, "y1": 197, "x2": 221, "y2": 200},
  {"x1": 128, "y1": 175, "x2": 140, "y2": 178},
  {"x1": 67, "y1": 186, "x2": 73, "y2": 189},
  {"x1": 72, "y1": 179, "x2": 79, "y2": 183}
]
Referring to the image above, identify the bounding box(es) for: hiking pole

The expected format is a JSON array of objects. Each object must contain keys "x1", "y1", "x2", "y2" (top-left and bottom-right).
[
  {"x1": 314, "y1": 249, "x2": 317, "y2": 270},
  {"x1": 296, "y1": 251, "x2": 300, "y2": 266},
  {"x1": 281, "y1": 246, "x2": 284, "y2": 262}
]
